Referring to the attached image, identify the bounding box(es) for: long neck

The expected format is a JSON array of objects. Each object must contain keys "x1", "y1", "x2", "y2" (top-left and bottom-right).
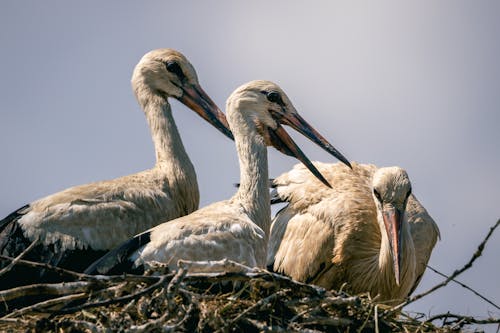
[
  {"x1": 139, "y1": 92, "x2": 196, "y2": 183},
  {"x1": 230, "y1": 111, "x2": 271, "y2": 240}
]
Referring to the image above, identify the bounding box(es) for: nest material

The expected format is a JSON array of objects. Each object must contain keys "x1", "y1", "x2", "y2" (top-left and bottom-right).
[
  {"x1": 0, "y1": 260, "x2": 451, "y2": 333},
  {"x1": 3, "y1": 220, "x2": 500, "y2": 332}
]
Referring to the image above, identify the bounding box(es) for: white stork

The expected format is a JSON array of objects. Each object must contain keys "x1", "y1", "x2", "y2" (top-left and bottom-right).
[
  {"x1": 0, "y1": 49, "x2": 233, "y2": 288},
  {"x1": 85, "y1": 80, "x2": 351, "y2": 275},
  {"x1": 268, "y1": 162, "x2": 440, "y2": 304}
]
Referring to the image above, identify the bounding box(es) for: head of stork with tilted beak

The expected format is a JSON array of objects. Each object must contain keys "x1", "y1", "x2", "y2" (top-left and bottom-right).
[
  {"x1": 131, "y1": 48, "x2": 233, "y2": 140},
  {"x1": 226, "y1": 80, "x2": 351, "y2": 188},
  {"x1": 372, "y1": 167, "x2": 413, "y2": 286}
]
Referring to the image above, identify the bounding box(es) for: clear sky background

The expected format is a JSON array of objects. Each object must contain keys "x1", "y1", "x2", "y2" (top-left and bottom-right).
[{"x1": 1, "y1": 1, "x2": 499, "y2": 330}]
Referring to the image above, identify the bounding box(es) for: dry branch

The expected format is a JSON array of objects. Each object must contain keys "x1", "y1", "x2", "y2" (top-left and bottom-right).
[
  {"x1": 426, "y1": 265, "x2": 500, "y2": 310},
  {"x1": 395, "y1": 218, "x2": 500, "y2": 310},
  {"x1": 0, "y1": 240, "x2": 38, "y2": 278},
  {"x1": 0, "y1": 254, "x2": 160, "y2": 284},
  {"x1": 54, "y1": 274, "x2": 171, "y2": 315},
  {"x1": 3, "y1": 293, "x2": 88, "y2": 319},
  {"x1": 0, "y1": 281, "x2": 95, "y2": 302},
  {"x1": 425, "y1": 313, "x2": 500, "y2": 326}
]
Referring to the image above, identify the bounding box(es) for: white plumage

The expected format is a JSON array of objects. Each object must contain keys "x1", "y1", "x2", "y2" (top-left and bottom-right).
[
  {"x1": 268, "y1": 162, "x2": 440, "y2": 304},
  {"x1": 0, "y1": 49, "x2": 232, "y2": 286},
  {"x1": 85, "y1": 80, "x2": 350, "y2": 275}
]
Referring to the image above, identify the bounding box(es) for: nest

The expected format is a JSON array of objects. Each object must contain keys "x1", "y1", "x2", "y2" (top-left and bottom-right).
[
  {"x1": 2, "y1": 219, "x2": 500, "y2": 332},
  {"x1": 0, "y1": 259, "x2": 454, "y2": 333}
]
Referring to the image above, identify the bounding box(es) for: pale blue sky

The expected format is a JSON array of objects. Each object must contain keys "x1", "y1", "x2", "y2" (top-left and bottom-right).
[{"x1": 1, "y1": 1, "x2": 499, "y2": 329}]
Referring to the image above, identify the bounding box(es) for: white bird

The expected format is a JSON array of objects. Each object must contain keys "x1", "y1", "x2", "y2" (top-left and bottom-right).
[
  {"x1": 268, "y1": 162, "x2": 440, "y2": 304},
  {"x1": 0, "y1": 49, "x2": 233, "y2": 287},
  {"x1": 85, "y1": 80, "x2": 351, "y2": 275}
]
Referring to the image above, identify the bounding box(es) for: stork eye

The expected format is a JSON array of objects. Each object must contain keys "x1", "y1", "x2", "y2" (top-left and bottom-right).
[
  {"x1": 266, "y1": 91, "x2": 283, "y2": 104},
  {"x1": 373, "y1": 189, "x2": 382, "y2": 203},
  {"x1": 165, "y1": 61, "x2": 185, "y2": 80}
]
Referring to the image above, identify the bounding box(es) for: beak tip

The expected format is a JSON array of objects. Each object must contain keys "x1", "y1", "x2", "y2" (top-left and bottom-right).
[
  {"x1": 317, "y1": 174, "x2": 332, "y2": 189},
  {"x1": 336, "y1": 154, "x2": 352, "y2": 169},
  {"x1": 225, "y1": 129, "x2": 235, "y2": 140}
]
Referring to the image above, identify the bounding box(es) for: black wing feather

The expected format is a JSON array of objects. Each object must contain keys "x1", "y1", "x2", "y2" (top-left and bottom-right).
[
  {"x1": 84, "y1": 231, "x2": 151, "y2": 275},
  {"x1": 0, "y1": 204, "x2": 29, "y2": 234}
]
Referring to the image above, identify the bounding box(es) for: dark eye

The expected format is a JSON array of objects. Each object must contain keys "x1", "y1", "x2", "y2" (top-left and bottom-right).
[
  {"x1": 267, "y1": 91, "x2": 280, "y2": 102},
  {"x1": 266, "y1": 91, "x2": 283, "y2": 104},
  {"x1": 165, "y1": 61, "x2": 185, "y2": 80},
  {"x1": 373, "y1": 189, "x2": 382, "y2": 203}
]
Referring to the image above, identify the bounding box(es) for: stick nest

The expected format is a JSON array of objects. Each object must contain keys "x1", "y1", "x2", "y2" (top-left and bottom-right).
[
  {"x1": 0, "y1": 261, "x2": 453, "y2": 333},
  {"x1": 2, "y1": 219, "x2": 499, "y2": 332}
]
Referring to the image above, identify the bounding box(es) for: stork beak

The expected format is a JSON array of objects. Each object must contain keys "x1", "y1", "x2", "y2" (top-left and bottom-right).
[
  {"x1": 281, "y1": 113, "x2": 351, "y2": 169},
  {"x1": 382, "y1": 207, "x2": 403, "y2": 286},
  {"x1": 268, "y1": 124, "x2": 332, "y2": 188},
  {"x1": 178, "y1": 83, "x2": 234, "y2": 140}
]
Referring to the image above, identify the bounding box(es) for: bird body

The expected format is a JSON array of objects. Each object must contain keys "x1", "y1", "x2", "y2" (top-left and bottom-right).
[
  {"x1": 124, "y1": 201, "x2": 268, "y2": 272},
  {"x1": 268, "y1": 162, "x2": 439, "y2": 303},
  {"x1": 85, "y1": 80, "x2": 351, "y2": 275},
  {"x1": 0, "y1": 49, "x2": 232, "y2": 286},
  {"x1": 8, "y1": 166, "x2": 195, "y2": 253}
]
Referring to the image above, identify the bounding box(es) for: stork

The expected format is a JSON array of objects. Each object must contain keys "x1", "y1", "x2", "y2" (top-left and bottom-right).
[
  {"x1": 85, "y1": 80, "x2": 351, "y2": 275},
  {"x1": 268, "y1": 162, "x2": 440, "y2": 304},
  {"x1": 0, "y1": 49, "x2": 233, "y2": 288}
]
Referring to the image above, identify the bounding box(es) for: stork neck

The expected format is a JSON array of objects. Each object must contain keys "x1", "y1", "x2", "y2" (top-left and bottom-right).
[
  {"x1": 230, "y1": 111, "x2": 271, "y2": 239},
  {"x1": 140, "y1": 95, "x2": 189, "y2": 164},
  {"x1": 134, "y1": 93, "x2": 197, "y2": 189}
]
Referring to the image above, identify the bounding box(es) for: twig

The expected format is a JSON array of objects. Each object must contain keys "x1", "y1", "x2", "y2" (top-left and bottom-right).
[
  {"x1": 166, "y1": 267, "x2": 187, "y2": 298},
  {"x1": 426, "y1": 265, "x2": 500, "y2": 310},
  {"x1": 0, "y1": 281, "x2": 97, "y2": 302},
  {"x1": 298, "y1": 316, "x2": 353, "y2": 327},
  {"x1": 395, "y1": 218, "x2": 500, "y2": 310},
  {"x1": 167, "y1": 267, "x2": 187, "y2": 308},
  {"x1": 239, "y1": 317, "x2": 287, "y2": 332},
  {"x1": 59, "y1": 320, "x2": 101, "y2": 333},
  {"x1": 0, "y1": 239, "x2": 38, "y2": 277},
  {"x1": 53, "y1": 274, "x2": 170, "y2": 314},
  {"x1": 322, "y1": 295, "x2": 359, "y2": 307},
  {"x1": 127, "y1": 303, "x2": 194, "y2": 333},
  {"x1": 357, "y1": 303, "x2": 374, "y2": 332},
  {"x1": 0, "y1": 254, "x2": 161, "y2": 284},
  {"x1": 0, "y1": 317, "x2": 31, "y2": 325},
  {"x1": 230, "y1": 289, "x2": 288, "y2": 325},
  {"x1": 0, "y1": 252, "x2": 83, "y2": 281},
  {"x1": 182, "y1": 268, "x2": 326, "y2": 295},
  {"x1": 3, "y1": 293, "x2": 88, "y2": 318},
  {"x1": 289, "y1": 307, "x2": 317, "y2": 324},
  {"x1": 425, "y1": 313, "x2": 500, "y2": 326},
  {"x1": 178, "y1": 258, "x2": 258, "y2": 274},
  {"x1": 164, "y1": 267, "x2": 187, "y2": 314}
]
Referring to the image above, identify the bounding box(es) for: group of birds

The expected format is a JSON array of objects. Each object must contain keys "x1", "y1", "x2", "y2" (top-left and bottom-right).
[{"x1": 0, "y1": 48, "x2": 439, "y2": 306}]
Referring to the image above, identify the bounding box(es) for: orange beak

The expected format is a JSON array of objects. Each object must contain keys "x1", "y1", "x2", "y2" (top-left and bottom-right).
[
  {"x1": 382, "y1": 207, "x2": 403, "y2": 286},
  {"x1": 178, "y1": 83, "x2": 234, "y2": 141},
  {"x1": 267, "y1": 123, "x2": 332, "y2": 188}
]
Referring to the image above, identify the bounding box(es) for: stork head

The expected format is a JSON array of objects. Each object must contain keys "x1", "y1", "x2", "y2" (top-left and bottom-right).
[
  {"x1": 132, "y1": 48, "x2": 233, "y2": 140},
  {"x1": 226, "y1": 80, "x2": 351, "y2": 187},
  {"x1": 372, "y1": 167, "x2": 412, "y2": 286}
]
